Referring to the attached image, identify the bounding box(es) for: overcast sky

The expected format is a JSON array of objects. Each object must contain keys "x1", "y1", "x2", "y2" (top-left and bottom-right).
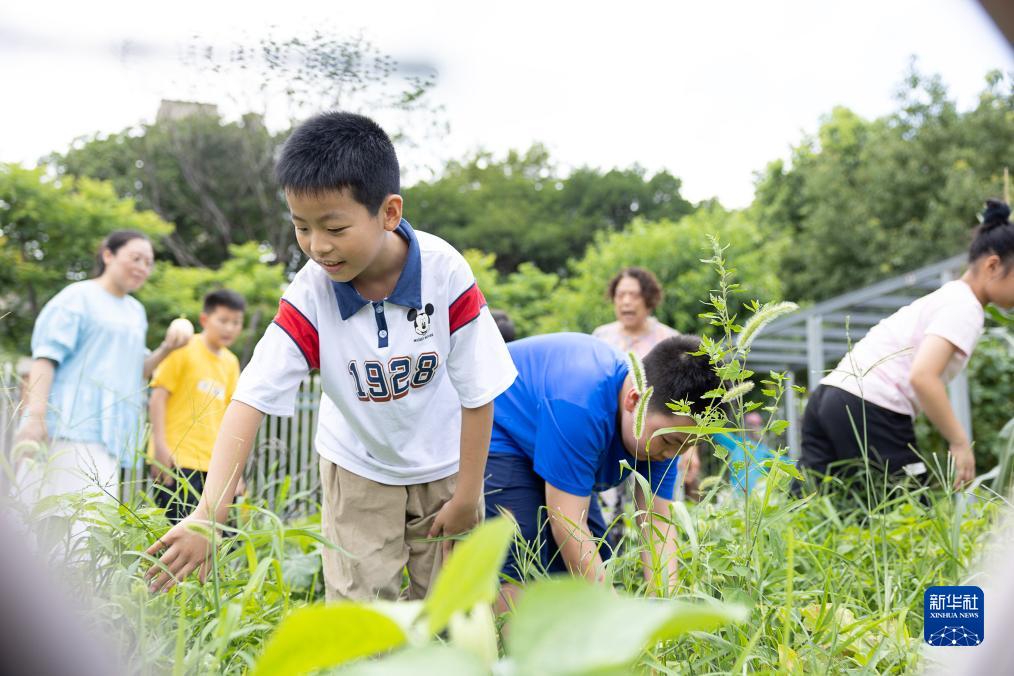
[{"x1": 1, "y1": 0, "x2": 1011, "y2": 207}]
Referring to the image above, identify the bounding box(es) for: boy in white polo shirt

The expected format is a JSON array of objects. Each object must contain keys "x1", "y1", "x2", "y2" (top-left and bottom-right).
[{"x1": 146, "y1": 112, "x2": 517, "y2": 600}]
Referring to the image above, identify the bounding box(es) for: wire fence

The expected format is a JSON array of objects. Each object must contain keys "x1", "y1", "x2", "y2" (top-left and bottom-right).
[
  {"x1": 1, "y1": 365, "x2": 324, "y2": 517},
  {"x1": 1, "y1": 362, "x2": 19, "y2": 470}
]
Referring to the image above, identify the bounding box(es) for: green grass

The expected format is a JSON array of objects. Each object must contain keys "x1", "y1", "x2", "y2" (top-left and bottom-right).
[
  {"x1": 6, "y1": 238, "x2": 1009, "y2": 673},
  {"x1": 9, "y1": 453, "x2": 1003, "y2": 674}
]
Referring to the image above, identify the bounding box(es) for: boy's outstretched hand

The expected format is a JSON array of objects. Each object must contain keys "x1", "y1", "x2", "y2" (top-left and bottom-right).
[
  {"x1": 144, "y1": 516, "x2": 214, "y2": 592},
  {"x1": 428, "y1": 495, "x2": 481, "y2": 558}
]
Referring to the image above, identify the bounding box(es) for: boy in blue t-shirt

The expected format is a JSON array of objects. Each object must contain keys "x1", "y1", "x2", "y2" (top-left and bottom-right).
[{"x1": 486, "y1": 332, "x2": 719, "y2": 604}]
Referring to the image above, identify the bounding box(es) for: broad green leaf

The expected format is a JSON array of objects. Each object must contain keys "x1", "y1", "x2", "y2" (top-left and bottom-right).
[
  {"x1": 650, "y1": 425, "x2": 742, "y2": 440},
  {"x1": 768, "y1": 419, "x2": 790, "y2": 436},
  {"x1": 238, "y1": 557, "x2": 273, "y2": 609},
  {"x1": 767, "y1": 458, "x2": 804, "y2": 481},
  {"x1": 424, "y1": 517, "x2": 516, "y2": 634},
  {"x1": 251, "y1": 604, "x2": 406, "y2": 676},
  {"x1": 649, "y1": 599, "x2": 749, "y2": 638},
  {"x1": 371, "y1": 600, "x2": 425, "y2": 636},
  {"x1": 338, "y1": 646, "x2": 486, "y2": 676},
  {"x1": 778, "y1": 643, "x2": 801, "y2": 672},
  {"x1": 507, "y1": 578, "x2": 747, "y2": 675},
  {"x1": 669, "y1": 499, "x2": 699, "y2": 559},
  {"x1": 449, "y1": 603, "x2": 498, "y2": 667},
  {"x1": 985, "y1": 305, "x2": 1013, "y2": 329}
]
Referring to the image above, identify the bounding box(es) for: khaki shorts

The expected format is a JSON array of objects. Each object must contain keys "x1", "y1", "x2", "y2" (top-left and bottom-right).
[{"x1": 320, "y1": 459, "x2": 478, "y2": 602}]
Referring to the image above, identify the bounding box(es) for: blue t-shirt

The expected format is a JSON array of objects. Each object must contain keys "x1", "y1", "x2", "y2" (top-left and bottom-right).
[
  {"x1": 31, "y1": 280, "x2": 148, "y2": 466},
  {"x1": 490, "y1": 333, "x2": 680, "y2": 499},
  {"x1": 714, "y1": 433, "x2": 775, "y2": 494}
]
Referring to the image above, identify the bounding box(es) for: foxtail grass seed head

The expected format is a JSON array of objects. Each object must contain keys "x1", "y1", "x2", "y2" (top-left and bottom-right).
[
  {"x1": 627, "y1": 351, "x2": 646, "y2": 393},
  {"x1": 634, "y1": 386, "x2": 653, "y2": 441},
  {"x1": 720, "y1": 381, "x2": 755, "y2": 403},
  {"x1": 737, "y1": 301, "x2": 799, "y2": 354}
]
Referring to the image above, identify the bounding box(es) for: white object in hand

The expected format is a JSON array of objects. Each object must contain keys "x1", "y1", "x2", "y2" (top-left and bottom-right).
[{"x1": 166, "y1": 317, "x2": 195, "y2": 347}]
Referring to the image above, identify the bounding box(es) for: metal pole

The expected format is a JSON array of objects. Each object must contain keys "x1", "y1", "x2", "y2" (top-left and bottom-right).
[
  {"x1": 806, "y1": 314, "x2": 824, "y2": 390},
  {"x1": 948, "y1": 370, "x2": 974, "y2": 446},
  {"x1": 938, "y1": 268, "x2": 973, "y2": 445},
  {"x1": 785, "y1": 370, "x2": 801, "y2": 459}
]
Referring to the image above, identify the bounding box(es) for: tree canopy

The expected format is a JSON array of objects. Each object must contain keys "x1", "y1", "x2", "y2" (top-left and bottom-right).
[
  {"x1": 752, "y1": 69, "x2": 1013, "y2": 302},
  {"x1": 404, "y1": 145, "x2": 695, "y2": 274},
  {"x1": 0, "y1": 164, "x2": 173, "y2": 353},
  {"x1": 55, "y1": 113, "x2": 288, "y2": 269}
]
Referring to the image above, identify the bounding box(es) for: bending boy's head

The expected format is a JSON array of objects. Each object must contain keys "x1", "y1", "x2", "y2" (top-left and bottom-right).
[
  {"x1": 642, "y1": 336, "x2": 719, "y2": 415},
  {"x1": 276, "y1": 111, "x2": 400, "y2": 214},
  {"x1": 200, "y1": 289, "x2": 245, "y2": 349},
  {"x1": 276, "y1": 112, "x2": 405, "y2": 282},
  {"x1": 619, "y1": 335, "x2": 720, "y2": 462},
  {"x1": 490, "y1": 309, "x2": 516, "y2": 343}
]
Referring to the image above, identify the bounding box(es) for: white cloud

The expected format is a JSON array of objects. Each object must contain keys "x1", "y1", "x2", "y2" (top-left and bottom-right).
[{"x1": 0, "y1": 0, "x2": 1010, "y2": 207}]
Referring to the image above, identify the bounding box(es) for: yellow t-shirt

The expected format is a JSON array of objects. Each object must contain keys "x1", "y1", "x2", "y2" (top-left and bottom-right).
[{"x1": 148, "y1": 336, "x2": 240, "y2": 472}]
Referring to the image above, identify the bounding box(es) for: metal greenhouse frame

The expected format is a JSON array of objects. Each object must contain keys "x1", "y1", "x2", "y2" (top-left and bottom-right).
[{"x1": 744, "y1": 253, "x2": 972, "y2": 458}]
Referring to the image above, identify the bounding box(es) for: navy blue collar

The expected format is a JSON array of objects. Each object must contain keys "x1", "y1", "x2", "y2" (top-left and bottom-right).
[{"x1": 331, "y1": 219, "x2": 422, "y2": 320}]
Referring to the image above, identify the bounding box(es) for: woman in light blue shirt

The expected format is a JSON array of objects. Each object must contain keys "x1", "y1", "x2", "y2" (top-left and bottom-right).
[{"x1": 16, "y1": 230, "x2": 190, "y2": 504}]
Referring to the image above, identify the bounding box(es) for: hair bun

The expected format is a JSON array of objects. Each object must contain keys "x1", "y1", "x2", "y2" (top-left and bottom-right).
[{"x1": 981, "y1": 199, "x2": 1011, "y2": 230}]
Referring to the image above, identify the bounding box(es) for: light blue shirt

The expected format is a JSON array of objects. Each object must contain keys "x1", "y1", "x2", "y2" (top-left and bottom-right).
[
  {"x1": 31, "y1": 280, "x2": 148, "y2": 467},
  {"x1": 714, "y1": 432, "x2": 775, "y2": 494}
]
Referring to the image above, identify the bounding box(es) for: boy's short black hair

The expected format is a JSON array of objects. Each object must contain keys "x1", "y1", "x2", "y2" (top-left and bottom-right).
[
  {"x1": 203, "y1": 289, "x2": 246, "y2": 314},
  {"x1": 642, "y1": 335, "x2": 719, "y2": 415},
  {"x1": 490, "y1": 309, "x2": 516, "y2": 343},
  {"x1": 275, "y1": 111, "x2": 400, "y2": 215}
]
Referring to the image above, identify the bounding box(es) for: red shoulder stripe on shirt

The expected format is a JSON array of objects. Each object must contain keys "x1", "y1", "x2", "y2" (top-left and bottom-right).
[
  {"x1": 449, "y1": 282, "x2": 487, "y2": 335},
  {"x1": 272, "y1": 299, "x2": 320, "y2": 370}
]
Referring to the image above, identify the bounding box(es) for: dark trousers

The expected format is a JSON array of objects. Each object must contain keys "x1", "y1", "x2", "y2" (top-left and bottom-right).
[
  {"x1": 152, "y1": 468, "x2": 207, "y2": 524},
  {"x1": 484, "y1": 453, "x2": 609, "y2": 582},
  {"x1": 800, "y1": 385, "x2": 925, "y2": 482}
]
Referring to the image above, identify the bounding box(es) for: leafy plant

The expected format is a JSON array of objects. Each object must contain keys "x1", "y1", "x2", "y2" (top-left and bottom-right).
[
  {"x1": 3, "y1": 238, "x2": 1009, "y2": 675},
  {"x1": 250, "y1": 518, "x2": 747, "y2": 675}
]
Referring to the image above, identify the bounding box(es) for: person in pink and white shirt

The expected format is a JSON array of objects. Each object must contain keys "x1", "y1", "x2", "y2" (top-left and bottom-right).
[
  {"x1": 593, "y1": 267, "x2": 680, "y2": 359},
  {"x1": 593, "y1": 267, "x2": 699, "y2": 520},
  {"x1": 802, "y1": 200, "x2": 1014, "y2": 489}
]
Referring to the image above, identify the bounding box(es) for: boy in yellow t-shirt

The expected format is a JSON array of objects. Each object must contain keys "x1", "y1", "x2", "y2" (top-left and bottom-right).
[{"x1": 149, "y1": 290, "x2": 245, "y2": 522}]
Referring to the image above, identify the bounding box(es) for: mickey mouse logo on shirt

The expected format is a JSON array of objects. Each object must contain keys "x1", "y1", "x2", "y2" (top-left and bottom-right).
[{"x1": 407, "y1": 303, "x2": 435, "y2": 336}]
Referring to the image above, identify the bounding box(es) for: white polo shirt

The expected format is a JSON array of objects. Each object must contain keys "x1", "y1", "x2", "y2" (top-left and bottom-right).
[{"x1": 233, "y1": 220, "x2": 518, "y2": 485}]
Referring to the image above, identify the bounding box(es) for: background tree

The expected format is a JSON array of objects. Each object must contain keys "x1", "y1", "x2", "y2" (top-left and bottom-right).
[
  {"x1": 56, "y1": 113, "x2": 286, "y2": 268},
  {"x1": 463, "y1": 250, "x2": 561, "y2": 339},
  {"x1": 184, "y1": 29, "x2": 442, "y2": 143},
  {"x1": 468, "y1": 204, "x2": 782, "y2": 340},
  {"x1": 53, "y1": 29, "x2": 444, "y2": 271},
  {"x1": 543, "y1": 204, "x2": 782, "y2": 336},
  {"x1": 0, "y1": 164, "x2": 172, "y2": 354},
  {"x1": 753, "y1": 68, "x2": 1013, "y2": 303},
  {"x1": 138, "y1": 242, "x2": 288, "y2": 364},
  {"x1": 404, "y1": 145, "x2": 695, "y2": 274}
]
